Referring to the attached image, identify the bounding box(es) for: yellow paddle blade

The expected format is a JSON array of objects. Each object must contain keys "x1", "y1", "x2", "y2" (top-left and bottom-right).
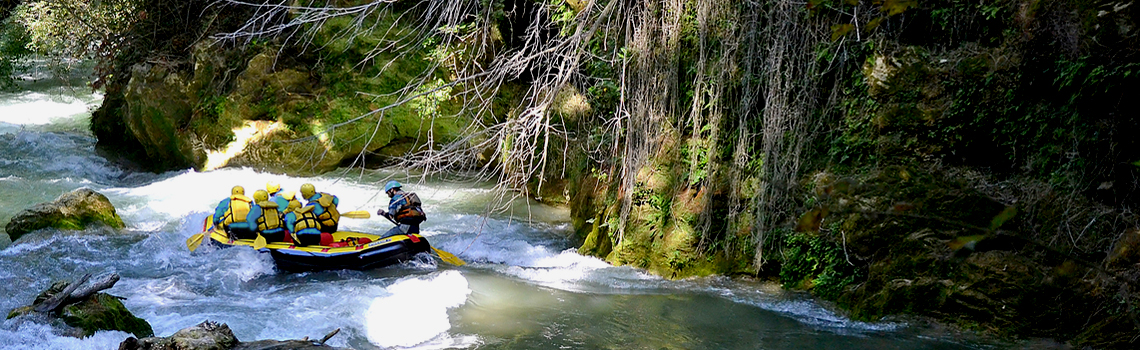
[
  {"x1": 340, "y1": 210, "x2": 371, "y2": 219},
  {"x1": 252, "y1": 233, "x2": 267, "y2": 250},
  {"x1": 432, "y1": 246, "x2": 466, "y2": 266},
  {"x1": 186, "y1": 233, "x2": 205, "y2": 252}
]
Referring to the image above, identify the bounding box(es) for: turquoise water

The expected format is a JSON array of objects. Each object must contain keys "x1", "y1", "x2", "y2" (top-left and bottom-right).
[{"x1": 0, "y1": 78, "x2": 988, "y2": 349}]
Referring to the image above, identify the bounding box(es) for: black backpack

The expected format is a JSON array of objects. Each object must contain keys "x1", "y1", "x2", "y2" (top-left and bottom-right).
[{"x1": 394, "y1": 192, "x2": 427, "y2": 225}]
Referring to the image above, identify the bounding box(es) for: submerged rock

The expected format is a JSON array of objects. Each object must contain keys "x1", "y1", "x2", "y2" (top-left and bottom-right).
[
  {"x1": 4, "y1": 188, "x2": 125, "y2": 241},
  {"x1": 119, "y1": 321, "x2": 347, "y2": 350}
]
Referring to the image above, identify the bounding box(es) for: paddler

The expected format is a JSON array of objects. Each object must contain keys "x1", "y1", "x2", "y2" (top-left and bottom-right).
[
  {"x1": 377, "y1": 181, "x2": 426, "y2": 238},
  {"x1": 247, "y1": 190, "x2": 287, "y2": 243},
  {"x1": 300, "y1": 183, "x2": 340, "y2": 234},
  {"x1": 289, "y1": 204, "x2": 324, "y2": 246},
  {"x1": 213, "y1": 185, "x2": 255, "y2": 239}
]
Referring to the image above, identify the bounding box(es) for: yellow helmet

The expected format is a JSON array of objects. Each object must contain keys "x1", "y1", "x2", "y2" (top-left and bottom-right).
[
  {"x1": 253, "y1": 190, "x2": 269, "y2": 202},
  {"x1": 300, "y1": 183, "x2": 316, "y2": 199},
  {"x1": 266, "y1": 182, "x2": 282, "y2": 195},
  {"x1": 231, "y1": 186, "x2": 245, "y2": 196}
]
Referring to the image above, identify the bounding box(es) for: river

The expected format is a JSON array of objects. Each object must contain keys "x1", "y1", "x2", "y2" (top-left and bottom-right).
[{"x1": 0, "y1": 74, "x2": 989, "y2": 349}]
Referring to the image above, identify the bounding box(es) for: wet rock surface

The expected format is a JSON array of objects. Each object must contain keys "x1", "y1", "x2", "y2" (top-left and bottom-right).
[
  {"x1": 119, "y1": 321, "x2": 347, "y2": 350},
  {"x1": 4, "y1": 187, "x2": 125, "y2": 241}
]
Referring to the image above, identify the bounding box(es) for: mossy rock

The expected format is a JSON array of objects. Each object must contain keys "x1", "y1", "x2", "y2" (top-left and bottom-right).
[
  {"x1": 121, "y1": 320, "x2": 236, "y2": 350},
  {"x1": 61, "y1": 293, "x2": 153, "y2": 338},
  {"x1": 120, "y1": 319, "x2": 352, "y2": 350},
  {"x1": 4, "y1": 188, "x2": 125, "y2": 241},
  {"x1": 123, "y1": 63, "x2": 206, "y2": 169},
  {"x1": 8, "y1": 280, "x2": 153, "y2": 338}
]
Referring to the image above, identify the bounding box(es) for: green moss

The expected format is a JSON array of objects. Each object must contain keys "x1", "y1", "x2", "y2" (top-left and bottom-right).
[
  {"x1": 6, "y1": 305, "x2": 32, "y2": 320},
  {"x1": 577, "y1": 213, "x2": 613, "y2": 258},
  {"x1": 61, "y1": 293, "x2": 153, "y2": 338}
]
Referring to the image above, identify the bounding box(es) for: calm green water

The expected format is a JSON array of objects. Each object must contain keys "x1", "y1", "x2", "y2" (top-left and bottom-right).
[{"x1": 0, "y1": 76, "x2": 989, "y2": 349}]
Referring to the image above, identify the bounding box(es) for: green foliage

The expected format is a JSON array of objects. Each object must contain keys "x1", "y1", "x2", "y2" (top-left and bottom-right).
[
  {"x1": 779, "y1": 229, "x2": 862, "y2": 300},
  {"x1": 14, "y1": 0, "x2": 138, "y2": 57},
  {"x1": 188, "y1": 95, "x2": 235, "y2": 149},
  {"x1": 409, "y1": 78, "x2": 453, "y2": 120},
  {"x1": 632, "y1": 182, "x2": 668, "y2": 211},
  {"x1": 828, "y1": 58, "x2": 878, "y2": 167},
  {"x1": 547, "y1": 0, "x2": 578, "y2": 37},
  {"x1": 680, "y1": 140, "x2": 710, "y2": 185},
  {"x1": 666, "y1": 250, "x2": 690, "y2": 271},
  {"x1": 585, "y1": 79, "x2": 619, "y2": 117},
  {"x1": 0, "y1": 12, "x2": 31, "y2": 91}
]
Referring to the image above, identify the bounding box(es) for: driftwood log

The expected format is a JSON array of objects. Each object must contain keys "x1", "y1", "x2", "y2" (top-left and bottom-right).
[{"x1": 33, "y1": 273, "x2": 121, "y2": 313}]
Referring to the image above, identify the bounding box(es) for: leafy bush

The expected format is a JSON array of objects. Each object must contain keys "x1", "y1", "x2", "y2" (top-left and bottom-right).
[{"x1": 779, "y1": 229, "x2": 863, "y2": 300}]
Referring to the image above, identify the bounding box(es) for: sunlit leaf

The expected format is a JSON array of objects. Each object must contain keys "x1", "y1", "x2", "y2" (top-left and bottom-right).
[
  {"x1": 989, "y1": 206, "x2": 1017, "y2": 231},
  {"x1": 881, "y1": 0, "x2": 917, "y2": 16},
  {"x1": 948, "y1": 235, "x2": 987, "y2": 251},
  {"x1": 796, "y1": 208, "x2": 824, "y2": 232},
  {"x1": 831, "y1": 24, "x2": 854, "y2": 42},
  {"x1": 867, "y1": 17, "x2": 885, "y2": 31}
]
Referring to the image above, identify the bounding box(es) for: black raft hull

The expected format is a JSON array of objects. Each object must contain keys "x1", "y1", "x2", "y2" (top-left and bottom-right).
[
  {"x1": 200, "y1": 215, "x2": 432, "y2": 272},
  {"x1": 268, "y1": 234, "x2": 432, "y2": 272}
]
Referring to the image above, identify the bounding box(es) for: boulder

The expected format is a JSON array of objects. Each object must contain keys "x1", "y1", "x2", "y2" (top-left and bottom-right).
[
  {"x1": 122, "y1": 63, "x2": 204, "y2": 170},
  {"x1": 118, "y1": 321, "x2": 346, "y2": 350},
  {"x1": 119, "y1": 321, "x2": 236, "y2": 350},
  {"x1": 4, "y1": 188, "x2": 125, "y2": 241}
]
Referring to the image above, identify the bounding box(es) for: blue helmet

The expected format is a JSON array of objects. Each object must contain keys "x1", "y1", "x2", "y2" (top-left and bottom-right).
[{"x1": 384, "y1": 180, "x2": 402, "y2": 193}]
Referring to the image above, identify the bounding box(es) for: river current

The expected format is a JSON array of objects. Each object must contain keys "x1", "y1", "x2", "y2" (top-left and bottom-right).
[{"x1": 0, "y1": 77, "x2": 988, "y2": 349}]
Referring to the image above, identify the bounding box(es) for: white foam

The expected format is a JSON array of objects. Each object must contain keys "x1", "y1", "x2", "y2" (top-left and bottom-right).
[
  {"x1": 122, "y1": 277, "x2": 202, "y2": 308},
  {"x1": 401, "y1": 334, "x2": 482, "y2": 350},
  {"x1": 365, "y1": 270, "x2": 470, "y2": 348},
  {"x1": 0, "y1": 92, "x2": 91, "y2": 126},
  {"x1": 716, "y1": 285, "x2": 903, "y2": 333},
  {"x1": 0, "y1": 319, "x2": 129, "y2": 350}
]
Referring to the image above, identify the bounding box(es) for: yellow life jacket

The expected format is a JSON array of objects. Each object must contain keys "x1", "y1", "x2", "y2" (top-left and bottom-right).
[
  {"x1": 221, "y1": 194, "x2": 252, "y2": 226},
  {"x1": 255, "y1": 200, "x2": 283, "y2": 232},
  {"x1": 315, "y1": 193, "x2": 340, "y2": 229},
  {"x1": 293, "y1": 206, "x2": 320, "y2": 231}
]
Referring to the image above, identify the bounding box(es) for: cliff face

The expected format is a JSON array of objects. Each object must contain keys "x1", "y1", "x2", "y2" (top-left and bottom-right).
[{"x1": 562, "y1": 0, "x2": 1140, "y2": 346}]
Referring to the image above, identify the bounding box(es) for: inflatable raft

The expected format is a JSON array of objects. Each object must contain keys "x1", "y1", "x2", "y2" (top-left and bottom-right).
[{"x1": 199, "y1": 215, "x2": 431, "y2": 272}]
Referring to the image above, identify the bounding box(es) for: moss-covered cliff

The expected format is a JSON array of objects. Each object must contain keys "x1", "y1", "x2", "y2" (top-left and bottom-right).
[
  {"x1": 562, "y1": 0, "x2": 1139, "y2": 347},
  {"x1": 91, "y1": 1, "x2": 471, "y2": 174}
]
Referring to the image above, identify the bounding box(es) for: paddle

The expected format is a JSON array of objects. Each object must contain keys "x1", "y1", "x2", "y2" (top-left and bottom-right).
[
  {"x1": 430, "y1": 244, "x2": 467, "y2": 266},
  {"x1": 186, "y1": 216, "x2": 213, "y2": 252},
  {"x1": 340, "y1": 210, "x2": 371, "y2": 219},
  {"x1": 252, "y1": 233, "x2": 268, "y2": 250},
  {"x1": 375, "y1": 212, "x2": 466, "y2": 266},
  {"x1": 186, "y1": 233, "x2": 205, "y2": 252}
]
